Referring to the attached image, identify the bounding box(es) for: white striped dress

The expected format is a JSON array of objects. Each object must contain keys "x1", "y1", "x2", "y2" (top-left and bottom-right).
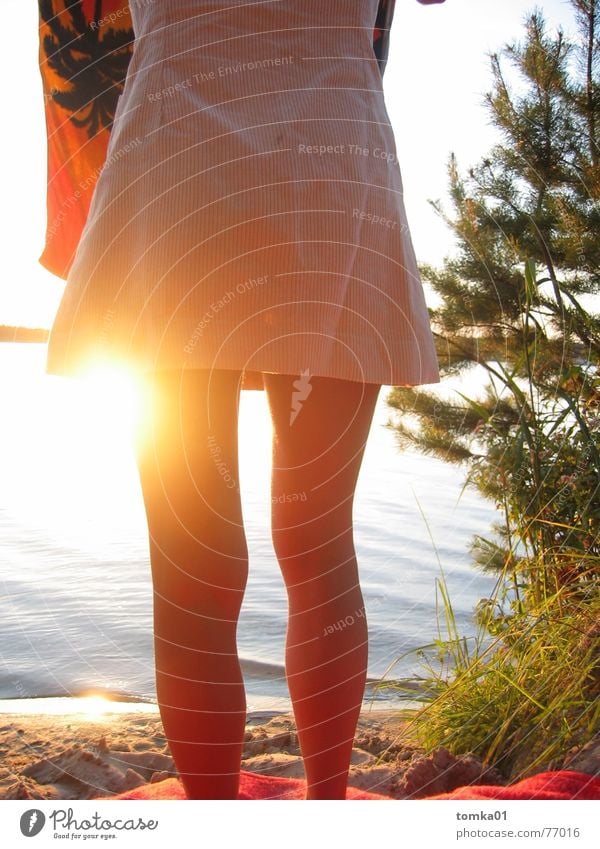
[{"x1": 45, "y1": 0, "x2": 440, "y2": 390}]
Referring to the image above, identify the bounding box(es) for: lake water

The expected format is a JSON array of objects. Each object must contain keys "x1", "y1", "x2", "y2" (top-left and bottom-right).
[{"x1": 0, "y1": 342, "x2": 497, "y2": 712}]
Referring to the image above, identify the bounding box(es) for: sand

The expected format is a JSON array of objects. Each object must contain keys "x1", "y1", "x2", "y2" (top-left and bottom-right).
[
  {"x1": 0, "y1": 705, "x2": 499, "y2": 800},
  {"x1": 1, "y1": 706, "x2": 597, "y2": 800}
]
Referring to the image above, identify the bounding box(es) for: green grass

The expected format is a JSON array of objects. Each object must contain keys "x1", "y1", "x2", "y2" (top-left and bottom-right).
[{"x1": 378, "y1": 554, "x2": 600, "y2": 781}]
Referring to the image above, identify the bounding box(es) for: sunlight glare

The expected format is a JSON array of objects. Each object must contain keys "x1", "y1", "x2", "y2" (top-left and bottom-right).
[
  {"x1": 76, "y1": 695, "x2": 112, "y2": 718},
  {"x1": 78, "y1": 363, "x2": 146, "y2": 442}
]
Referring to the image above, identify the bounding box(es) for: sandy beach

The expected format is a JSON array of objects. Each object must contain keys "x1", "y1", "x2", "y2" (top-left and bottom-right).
[
  {"x1": 0, "y1": 701, "x2": 510, "y2": 801},
  {"x1": 2, "y1": 698, "x2": 597, "y2": 801}
]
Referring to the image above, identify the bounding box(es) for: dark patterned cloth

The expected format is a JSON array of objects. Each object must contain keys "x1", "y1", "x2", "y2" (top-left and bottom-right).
[
  {"x1": 373, "y1": 0, "x2": 397, "y2": 78},
  {"x1": 38, "y1": 1, "x2": 396, "y2": 279}
]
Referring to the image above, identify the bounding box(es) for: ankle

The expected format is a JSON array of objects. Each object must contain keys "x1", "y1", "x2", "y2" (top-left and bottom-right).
[{"x1": 304, "y1": 775, "x2": 349, "y2": 800}]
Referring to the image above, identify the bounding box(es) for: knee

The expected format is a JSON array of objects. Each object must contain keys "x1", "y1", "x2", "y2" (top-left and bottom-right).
[
  {"x1": 149, "y1": 534, "x2": 249, "y2": 612},
  {"x1": 271, "y1": 497, "x2": 354, "y2": 556},
  {"x1": 271, "y1": 514, "x2": 358, "y2": 601},
  {"x1": 271, "y1": 516, "x2": 339, "y2": 564},
  {"x1": 153, "y1": 567, "x2": 248, "y2": 636}
]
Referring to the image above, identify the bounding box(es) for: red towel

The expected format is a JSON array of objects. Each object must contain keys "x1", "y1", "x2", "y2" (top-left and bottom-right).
[
  {"x1": 108, "y1": 771, "x2": 388, "y2": 801},
  {"x1": 426, "y1": 770, "x2": 600, "y2": 801},
  {"x1": 105, "y1": 769, "x2": 600, "y2": 801}
]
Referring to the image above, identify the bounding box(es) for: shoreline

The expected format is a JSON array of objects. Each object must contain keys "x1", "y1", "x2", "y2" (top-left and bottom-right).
[
  {"x1": 0, "y1": 697, "x2": 161, "y2": 716},
  {"x1": 0, "y1": 690, "x2": 426, "y2": 716}
]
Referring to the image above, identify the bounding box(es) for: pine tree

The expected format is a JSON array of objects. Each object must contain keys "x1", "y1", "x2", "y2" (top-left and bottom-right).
[{"x1": 388, "y1": 1, "x2": 600, "y2": 603}]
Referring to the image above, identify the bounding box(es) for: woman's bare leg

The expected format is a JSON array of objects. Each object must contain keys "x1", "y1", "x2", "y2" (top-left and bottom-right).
[
  {"x1": 263, "y1": 373, "x2": 380, "y2": 799},
  {"x1": 132, "y1": 368, "x2": 247, "y2": 799}
]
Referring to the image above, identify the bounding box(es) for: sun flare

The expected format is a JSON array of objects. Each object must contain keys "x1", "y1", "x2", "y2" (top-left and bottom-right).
[
  {"x1": 76, "y1": 695, "x2": 113, "y2": 718},
  {"x1": 78, "y1": 363, "x2": 146, "y2": 440}
]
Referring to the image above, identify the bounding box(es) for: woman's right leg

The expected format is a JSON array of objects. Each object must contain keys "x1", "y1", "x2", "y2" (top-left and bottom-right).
[{"x1": 132, "y1": 368, "x2": 248, "y2": 799}]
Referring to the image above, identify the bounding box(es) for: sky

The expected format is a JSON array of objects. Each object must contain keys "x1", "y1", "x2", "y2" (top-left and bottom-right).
[{"x1": 0, "y1": 0, "x2": 580, "y2": 328}]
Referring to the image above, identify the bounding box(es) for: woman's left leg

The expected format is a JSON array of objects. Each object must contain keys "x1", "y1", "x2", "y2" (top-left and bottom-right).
[
  {"x1": 264, "y1": 373, "x2": 381, "y2": 799},
  {"x1": 132, "y1": 368, "x2": 248, "y2": 799}
]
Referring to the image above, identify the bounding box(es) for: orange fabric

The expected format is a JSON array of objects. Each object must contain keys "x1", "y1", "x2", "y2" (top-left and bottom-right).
[
  {"x1": 107, "y1": 771, "x2": 390, "y2": 800},
  {"x1": 104, "y1": 769, "x2": 600, "y2": 801},
  {"x1": 38, "y1": 1, "x2": 134, "y2": 279},
  {"x1": 426, "y1": 770, "x2": 600, "y2": 801}
]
